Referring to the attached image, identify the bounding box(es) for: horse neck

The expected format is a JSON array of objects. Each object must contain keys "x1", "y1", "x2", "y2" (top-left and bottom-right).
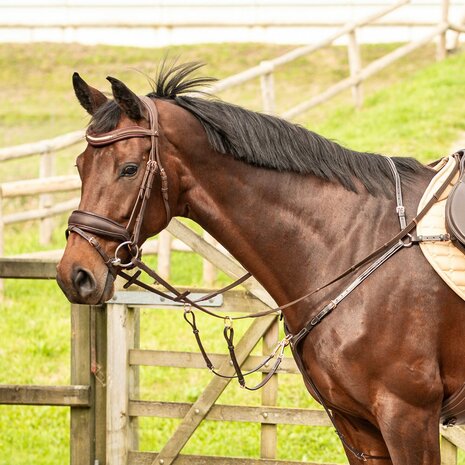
[
  {"x1": 159, "y1": 100, "x2": 427, "y2": 330},
  {"x1": 175, "y1": 144, "x2": 404, "y2": 330}
]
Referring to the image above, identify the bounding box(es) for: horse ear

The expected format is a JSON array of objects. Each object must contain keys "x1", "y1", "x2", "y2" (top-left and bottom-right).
[
  {"x1": 107, "y1": 76, "x2": 144, "y2": 121},
  {"x1": 72, "y1": 72, "x2": 107, "y2": 115}
]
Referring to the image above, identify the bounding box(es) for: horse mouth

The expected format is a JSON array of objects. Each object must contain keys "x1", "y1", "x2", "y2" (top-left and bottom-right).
[{"x1": 100, "y1": 270, "x2": 116, "y2": 303}]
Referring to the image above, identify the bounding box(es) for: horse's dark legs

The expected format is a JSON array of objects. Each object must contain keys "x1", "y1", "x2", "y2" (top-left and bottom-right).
[
  {"x1": 331, "y1": 411, "x2": 392, "y2": 465},
  {"x1": 329, "y1": 398, "x2": 442, "y2": 465},
  {"x1": 376, "y1": 401, "x2": 441, "y2": 465},
  {"x1": 333, "y1": 399, "x2": 442, "y2": 464}
]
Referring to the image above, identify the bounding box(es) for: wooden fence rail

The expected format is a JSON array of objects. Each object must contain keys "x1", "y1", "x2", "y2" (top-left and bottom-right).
[
  {"x1": 207, "y1": 0, "x2": 410, "y2": 106},
  {"x1": 0, "y1": 130, "x2": 84, "y2": 162},
  {"x1": 282, "y1": 21, "x2": 448, "y2": 119},
  {"x1": 0, "y1": 384, "x2": 90, "y2": 407}
]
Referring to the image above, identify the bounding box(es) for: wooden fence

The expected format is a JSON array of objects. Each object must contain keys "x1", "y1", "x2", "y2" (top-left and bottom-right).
[{"x1": 2, "y1": 218, "x2": 465, "y2": 464}]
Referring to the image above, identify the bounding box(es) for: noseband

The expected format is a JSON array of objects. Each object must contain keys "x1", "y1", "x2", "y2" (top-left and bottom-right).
[{"x1": 67, "y1": 96, "x2": 170, "y2": 270}]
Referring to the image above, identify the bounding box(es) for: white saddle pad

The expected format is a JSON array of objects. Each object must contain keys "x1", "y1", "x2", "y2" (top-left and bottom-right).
[{"x1": 416, "y1": 155, "x2": 465, "y2": 299}]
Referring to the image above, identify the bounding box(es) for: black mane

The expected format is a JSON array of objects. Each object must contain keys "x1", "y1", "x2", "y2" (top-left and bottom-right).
[{"x1": 90, "y1": 62, "x2": 424, "y2": 195}]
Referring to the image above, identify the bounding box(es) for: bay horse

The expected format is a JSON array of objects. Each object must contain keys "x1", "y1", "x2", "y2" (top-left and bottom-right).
[{"x1": 56, "y1": 62, "x2": 465, "y2": 464}]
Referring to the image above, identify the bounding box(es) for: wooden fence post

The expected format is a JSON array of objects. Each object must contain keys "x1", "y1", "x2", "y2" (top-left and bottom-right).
[
  {"x1": 39, "y1": 149, "x2": 54, "y2": 245},
  {"x1": 106, "y1": 303, "x2": 137, "y2": 465},
  {"x1": 93, "y1": 305, "x2": 108, "y2": 464},
  {"x1": 202, "y1": 231, "x2": 218, "y2": 286},
  {"x1": 260, "y1": 317, "x2": 279, "y2": 459},
  {"x1": 157, "y1": 230, "x2": 172, "y2": 280},
  {"x1": 348, "y1": 29, "x2": 363, "y2": 109},
  {"x1": 441, "y1": 435, "x2": 457, "y2": 465},
  {"x1": 437, "y1": 0, "x2": 450, "y2": 60},
  {"x1": 260, "y1": 61, "x2": 276, "y2": 114},
  {"x1": 71, "y1": 304, "x2": 95, "y2": 465},
  {"x1": 0, "y1": 186, "x2": 3, "y2": 296},
  {"x1": 131, "y1": 308, "x2": 140, "y2": 452}
]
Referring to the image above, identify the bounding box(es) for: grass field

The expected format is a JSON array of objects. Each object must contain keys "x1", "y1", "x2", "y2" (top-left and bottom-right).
[{"x1": 2, "y1": 40, "x2": 465, "y2": 464}]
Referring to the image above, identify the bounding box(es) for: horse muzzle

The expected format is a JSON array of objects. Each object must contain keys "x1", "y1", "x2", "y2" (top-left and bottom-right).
[{"x1": 56, "y1": 233, "x2": 117, "y2": 305}]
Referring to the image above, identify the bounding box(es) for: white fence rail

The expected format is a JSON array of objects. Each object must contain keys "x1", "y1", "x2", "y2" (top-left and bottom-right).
[
  {"x1": 0, "y1": 0, "x2": 464, "y2": 46},
  {"x1": 0, "y1": 130, "x2": 84, "y2": 163},
  {"x1": 0, "y1": 0, "x2": 459, "y2": 283}
]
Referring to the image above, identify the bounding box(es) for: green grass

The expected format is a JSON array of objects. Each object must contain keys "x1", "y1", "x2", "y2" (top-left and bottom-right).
[
  {"x1": 2, "y1": 41, "x2": 465, "y2": 464},
  {"x1": 0, "y1": 41, "x2": 437, "y2": 147},
  {"x1": 310, "y1": 52, "x2": 465, "y2": 160}
]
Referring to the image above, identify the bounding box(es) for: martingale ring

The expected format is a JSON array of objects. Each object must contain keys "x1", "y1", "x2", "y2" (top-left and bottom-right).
[{"x1": 112, "y1": 241, "x2": 139, "y2": 268}]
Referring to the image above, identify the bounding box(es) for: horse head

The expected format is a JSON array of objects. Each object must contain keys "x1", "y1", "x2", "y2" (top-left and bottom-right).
[{"x1": 57, "y1": 74, "x2": 175, "y2": 304}]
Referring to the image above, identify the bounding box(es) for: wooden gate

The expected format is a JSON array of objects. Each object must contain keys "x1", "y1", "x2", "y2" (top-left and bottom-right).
[{"x1": 105, "y1": 293, "x2": 332, "y2": 465}]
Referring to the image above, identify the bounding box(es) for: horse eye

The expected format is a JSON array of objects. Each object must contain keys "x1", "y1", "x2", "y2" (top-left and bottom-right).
[{"x1": 120, "y1": 164, "x2": 139, "y2": 177}]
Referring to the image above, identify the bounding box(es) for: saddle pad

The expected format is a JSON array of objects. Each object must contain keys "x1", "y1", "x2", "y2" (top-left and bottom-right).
[{"x1": 416, "y1": 155, "x2": 464, "y2": 299}]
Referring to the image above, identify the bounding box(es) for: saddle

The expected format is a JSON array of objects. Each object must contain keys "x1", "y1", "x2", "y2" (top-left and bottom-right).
[{"x1": 446, "y1": 153, "x2": 465, "y2": 252}]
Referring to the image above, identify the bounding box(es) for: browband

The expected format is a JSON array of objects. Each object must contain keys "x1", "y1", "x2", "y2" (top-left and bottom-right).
[{"x1": 86, "y1": 127, "x2": 157, "y2": 146}]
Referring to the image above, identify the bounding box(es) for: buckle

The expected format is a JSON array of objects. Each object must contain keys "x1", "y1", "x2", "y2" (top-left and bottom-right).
[{"x1": 147, "y1": 159, "x2": 158, "y2": 173}]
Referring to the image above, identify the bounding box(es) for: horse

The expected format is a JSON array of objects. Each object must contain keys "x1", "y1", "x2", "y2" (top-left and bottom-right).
[{"x1": 56, "y1": 62, "x2": 465, "y2": 465}]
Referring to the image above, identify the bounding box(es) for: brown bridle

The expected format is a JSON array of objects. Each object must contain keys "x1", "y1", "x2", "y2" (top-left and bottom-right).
[{"x1": 67, "y1": 96, "x2": 170, "y2": 270}]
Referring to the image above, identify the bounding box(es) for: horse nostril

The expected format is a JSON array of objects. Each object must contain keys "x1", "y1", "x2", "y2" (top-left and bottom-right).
[{"x1": 73, "y1": 268, "x2": 97, "y2": 298}]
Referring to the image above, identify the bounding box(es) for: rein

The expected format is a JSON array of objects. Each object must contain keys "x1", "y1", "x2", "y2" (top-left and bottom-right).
[{"x1": 66, "y1": 95, "x2": 462, "y2": 461}]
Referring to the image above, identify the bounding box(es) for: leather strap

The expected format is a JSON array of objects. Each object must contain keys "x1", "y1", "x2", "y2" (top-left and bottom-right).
[
  {"x1": 86, "y1": 127, "x2": 157, "y2": 145},
  {"x1": 291, "y1": 240, "x2": 405, "y2": 347},
  {"x1": 68, "y1": 210, "x2": 132, "y2": 243},
  {"x1": 386, "y1": 156, "x2": 407, "y2": 229},
  {"x1": 183, "y1": 307, "x2": 288, "y2": 390},
  {"x1": 67, "y1": 225, "x2": 118, "y2": 277}
]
